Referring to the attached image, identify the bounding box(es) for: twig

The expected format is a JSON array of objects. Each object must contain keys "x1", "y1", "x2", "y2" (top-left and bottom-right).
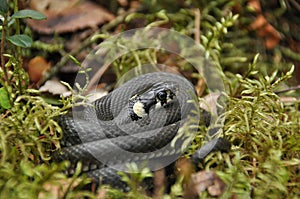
[
  {"x1": 288, "y1": 0, "x2": 300, "y2": 12},
  {"x1": 0, "y1": 14, "x2": 13, "y2": 107},
  {"x1": 194, "y1": 9, "x2": 205, "y2": 96},
  {"x1": 86, "y1": 61, "x2": 111, "y2": 91},
  {"x1": 1, "y1": 15, "x2": 9, "y2": 85},
  {"x1": 13, "y1": 0, "x2": 23, "y2": 92},
  {"x1": 194, "y1": 8, "x2": 201, "y2": 45},
  {"x1": 275, "y1": 85, "x2": 300, "y2": 94}
]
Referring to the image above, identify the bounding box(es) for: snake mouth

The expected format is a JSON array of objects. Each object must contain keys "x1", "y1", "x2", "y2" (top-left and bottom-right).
[{"x1": 128, "y1": 82, "x2": 179, "y2": 121}]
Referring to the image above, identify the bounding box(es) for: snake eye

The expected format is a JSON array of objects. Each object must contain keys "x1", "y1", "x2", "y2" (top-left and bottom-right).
[{"x1": 157, "y1": 91, "x2": 167, "y2": 101}]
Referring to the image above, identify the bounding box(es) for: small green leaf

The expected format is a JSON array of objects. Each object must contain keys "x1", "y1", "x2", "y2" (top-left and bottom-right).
[
  {"x1": 42, "y1": 96, "x2": 63, "y2": 106},
  {"x1": 0, "y1": 87, "x2": 11, "y2": 109},
  {"x1": 12, "y1": 9, "x2": 46, "y2": 20},
  {"x1": 7, "y1": 34, "x2": 33, "y2": 48},
  {"x1": 0, "y1": 0, "x2": 8, "y2": 14},
  {"x1": 68, "y1": 55, "x2": 81, "y2": 67},
  {"x1": 20, "y1": 160, "x2": 34, "y2": 177}
]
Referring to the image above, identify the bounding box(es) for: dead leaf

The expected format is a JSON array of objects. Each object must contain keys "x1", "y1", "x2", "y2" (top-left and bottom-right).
[
  {"x1": 117, "y1": 0, "x2": 128, "y2": 7},
  {"x1": 195, "y1": 78, "x2": 206, "y2": 97},
  {"x1": 248, "y1": 0, "x2": 262, "y2": 13},
  {"x1": 264, "y1": 32, "x2": 281, "y2": 49},
  {"x1": 28, "y1": 0, "x2": 115, "y2": 34},
  {"x1": 248, "y1": 0, "x2": 281, "y2": 49},
  {"x1": 191, "y1": 171, "x2": 226, "y2": 197},
  {"x1": 86, "y1": 88, "x2": 108, "y2": 102},
  {"x1": 39, "y1": 79, "x2": 70, "y2": 96},
  {"x1": 250, "y1": 14, "x2": 267, "y2": 30},
  {"x1": 30, "y1": 0, "x2": 79, "y2": 15},
  {"x1": 28, "y1": 56, "x2": 51, "y2": 83}
]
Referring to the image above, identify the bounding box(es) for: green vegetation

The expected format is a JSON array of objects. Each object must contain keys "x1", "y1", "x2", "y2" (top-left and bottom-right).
[
  {"x1": 0, "y1": 1, "x2": 92, "y2": 198},
  {"x1": 0, "y1": 0, "x2": 299, "y2": 198}
]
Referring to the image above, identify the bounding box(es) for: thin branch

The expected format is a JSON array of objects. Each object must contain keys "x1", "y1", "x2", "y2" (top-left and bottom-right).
[
  {"x1": 288, "y1": 0, "x2": 300, "y2": 12},
  {"x1": 275, "y1": 85, "x2": 300, "y2": 94},
  {"x1": 194, "y1": 8, "x2": 201, "y2": 45},
  {"x1": 194, "y1": 8, "x2": 205, "y2": 96},
  {"x1": 13, "y1": 0, "x2": 23, "y2": 92},
  {"x1": 0, "y1": 14, "x2": 13, "y2": 106},
  {"x1": 1, "y1": 15, "x2": 8, "y2": 84},
  {"x1": 86, "y1": 61, "x2": 111, "y2": 92}
]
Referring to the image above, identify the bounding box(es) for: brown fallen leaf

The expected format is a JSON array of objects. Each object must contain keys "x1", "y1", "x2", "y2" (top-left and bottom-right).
[
  {"x1": 191, "y1": 170, "x2": 226, "y2": 197},
  {"x1": 250, "y1": 14, "x2": 266, "y2": 30},
  {"x1": 28, "y1": 56, "x2": 51, "y2": 83},
  {"x1": 39, "y1": 79, "x2": 71, "y2": 96},
  {"x1": 248, "y1": 0, "x2": 281, "y2": 49},
  {"x1": 264, "y1": 31, "x2": 281, "y2": 49},
  {"x1": 27, "y1": 0, "x2": 115, "y2": 34},
  {"x1": 248, "y1": 0, "x2": 262, "y2": 13},
  {"x1": 117, "y1": 0, "x2": 129, "y2": 7},
  {"x1": 30, "y1": 0, "x2": 79, "y2": 15}
]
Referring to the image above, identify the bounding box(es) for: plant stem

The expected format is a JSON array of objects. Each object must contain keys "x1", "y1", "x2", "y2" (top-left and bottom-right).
[
  {"x1": 1, "y1": 14, "x2": 9, "y2": 85},
  {"x1": 13, "y1": 0, "x2": 23, "y2": 92},
  {"x1": 275, "y1": 85, "x2": 300, "y2": 94},
  {"x1": 13, "y1": 0, "x2": 21, "y2": 61},
  {"x1": 0, "y1": 14, "x2": 13, "y2": 106}
]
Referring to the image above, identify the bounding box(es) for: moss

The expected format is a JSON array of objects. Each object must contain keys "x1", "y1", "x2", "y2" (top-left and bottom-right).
[{"x1": 0, "y1": 0, "x2": 299, "y2": 198}]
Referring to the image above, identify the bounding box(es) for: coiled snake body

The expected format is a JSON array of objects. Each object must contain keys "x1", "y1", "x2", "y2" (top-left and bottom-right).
[{"x1": 56, "y1": 72, "x2": 230, "y2": 189}]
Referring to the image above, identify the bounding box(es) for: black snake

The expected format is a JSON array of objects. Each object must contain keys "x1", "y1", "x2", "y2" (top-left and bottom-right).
[{"x1": 55, "y1": 72, "x2": 230, "y2": 190}]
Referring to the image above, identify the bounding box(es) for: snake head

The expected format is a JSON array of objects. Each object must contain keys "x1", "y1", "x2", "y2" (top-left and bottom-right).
[{"x1": 128, "y1": 82, "x2": 179, "y2": 121}]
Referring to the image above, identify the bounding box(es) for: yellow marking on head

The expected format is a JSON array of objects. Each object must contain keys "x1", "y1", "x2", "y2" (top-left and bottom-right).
[
  {"x1": 130, "y1": 94, "x2": 138, "y2": 100},
  {"x1": 155, "y1": 101, "x2": 162, "y2": 109},
  {"x1": 133, "y1": 101, "x2": 147, "y2": 118}
]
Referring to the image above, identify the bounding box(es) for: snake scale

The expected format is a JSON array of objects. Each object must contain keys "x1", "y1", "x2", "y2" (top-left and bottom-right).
[{"x1": 55, "y1": 72, "x2": 230, "y2": 190}]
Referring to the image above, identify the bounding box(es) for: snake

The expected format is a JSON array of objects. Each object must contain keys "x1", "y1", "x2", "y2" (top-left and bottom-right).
[{"x1": 55, "y1": 72, "x2": 230, "y2": 190}]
